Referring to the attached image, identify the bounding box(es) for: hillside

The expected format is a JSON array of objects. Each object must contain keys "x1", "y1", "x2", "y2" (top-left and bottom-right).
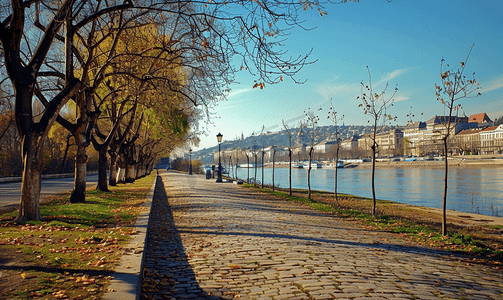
[{"x1": 194, "y1": 124, "x2": 396, "y2": 164}]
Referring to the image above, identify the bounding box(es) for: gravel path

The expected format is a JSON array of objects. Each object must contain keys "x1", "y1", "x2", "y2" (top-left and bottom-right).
[{"x1": 142, "y1": 170, "x2": 503, "y2": 300}]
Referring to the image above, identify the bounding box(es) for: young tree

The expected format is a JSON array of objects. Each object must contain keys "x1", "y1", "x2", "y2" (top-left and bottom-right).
[
  {"x1": 282, "y1": 120, "x2": 295, "y2": 196},
  {"x1": 327, "y1": 99, "x2": 344, "y2": 206},
  {"x1": 435, "y1": 45, "x2": 481, "y2": 236},
  {"x1": 271, "y1": 146, "x2": 277, "y2": 191},
  {"x1": 357, "y1": 67, "x2": 398, "y2": 217},
  {"x1": 304, "y1": 109, "x2": 321, "y2": 200}
]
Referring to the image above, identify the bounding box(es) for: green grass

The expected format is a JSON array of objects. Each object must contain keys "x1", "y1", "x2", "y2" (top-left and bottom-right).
[
  {"x1": 0, "y1": 172, "x2": 156, "y2": 299},
  {"x1": 244, "y1": 184, "x2": 503, "y2": 262}
]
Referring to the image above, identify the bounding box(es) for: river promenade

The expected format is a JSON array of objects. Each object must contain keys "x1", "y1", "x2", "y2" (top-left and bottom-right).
[{"x1": 141, "y1": 170, "x2": 503, "y2": 300}]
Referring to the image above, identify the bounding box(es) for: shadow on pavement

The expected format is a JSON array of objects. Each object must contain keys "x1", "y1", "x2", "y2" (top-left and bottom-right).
[{"x1": 141, "y1": 176, "x2": 224, "y2": 300}]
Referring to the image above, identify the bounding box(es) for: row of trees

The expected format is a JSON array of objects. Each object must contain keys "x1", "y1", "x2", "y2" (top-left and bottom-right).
[
  {"x1": 213, "y1": 49, "x2": 481, "y2": 236},
  {"x1": 1, "y1": 0, "x2": 349, "y2": 222}
]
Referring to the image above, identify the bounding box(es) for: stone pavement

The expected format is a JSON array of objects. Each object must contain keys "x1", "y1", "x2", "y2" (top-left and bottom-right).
[{"x1": 142, "y1": 170, "x2": 503, "y2": 299}]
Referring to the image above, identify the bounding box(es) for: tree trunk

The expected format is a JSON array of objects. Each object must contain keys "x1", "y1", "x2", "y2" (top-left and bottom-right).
[
  {"x1": 246, "y1": 155, "x2": 250, "y2": 183},
  {"x1": 70, "y1": 142, "x2": 87, "y2": 203},
  {"x1": 261, "y1": 151, "x2": 264, "y2": 189},
  {"x1": 235, "y1": 158, "x2": 239, "y2": 181},
  {"x1": 289, "y1": 149, "x2": 292, "y2": 196},
  {"x1": 60, "y1": 134, "x2": 72, "y2": 173},
  {"x1": 109, "y1": 152, "x2": 118, "y2": 186},
  {"x1": 371, "y1": 144, "x2": 377, "y2": 217},
  {"x1": 254, "y1": 154, "x2": 258, "y2": 186},
  {"x1": 308, "y1": 147, "x2": 313, "y2": 199},
  {"x1": 334, "y1": 147, "x2": 340, "y2": 206},
  {"x1": 272, "y1": 150, "x2": 276, "y2": 192},
  {"x1": 96, "y1": 146, "x2": 109, "y2": 191},
  {"x1": 14, "y1": 132, "x2": 44, "y2": 222},
  {"x1": 442, "y1": 137, "x2": 449, "y2": 236},
  {"x1": 125, "y1": 164, "x2": 136, "y2": 183},
  {"x1": 116, "y1": 167, "x2": 125, "y2": 184}
]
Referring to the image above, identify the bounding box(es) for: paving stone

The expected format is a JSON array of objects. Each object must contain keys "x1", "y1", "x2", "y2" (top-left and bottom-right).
[{"x1": 139, "y1": 171, "x2": 503, "y2": 300}]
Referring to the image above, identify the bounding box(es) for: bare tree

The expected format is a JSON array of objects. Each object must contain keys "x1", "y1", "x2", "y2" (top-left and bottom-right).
[
  {"x1": 327, "y1": 99, "x2": 344, "y2": 206},
  {"x1": 282, "y1": 119, "x2": 294, "y2": 196},
  {"x1": 271, "y1": 146, "x2": 277, "y2": 191},
  {"x1": 435, "y1": 45, "x2": 481, "y2": 236},
  {"x1": 357, "y1": 67, "x2": 398, "y2": 217},
  {"x1": 304, "y1": 109, "x2": 321, "y2": 200}
]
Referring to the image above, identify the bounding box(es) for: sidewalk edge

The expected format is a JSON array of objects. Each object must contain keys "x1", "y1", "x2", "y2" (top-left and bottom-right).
[{"x1": 104, "y1": 171, "x2": 157, "y2": 300}]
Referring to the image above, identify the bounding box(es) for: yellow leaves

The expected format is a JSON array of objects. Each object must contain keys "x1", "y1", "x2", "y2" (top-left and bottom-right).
[
  {"x1": 201, "y1": 38, "x2": 210, "y2": 49},
  {"x1": 252, "y1": 82, "x2": 265, "y2": 89},
  {"x1": 265, "y1": 30, "x2": 279, "y2": 37},
  {"x1": 318, "y1": 8, "x2": 328, "y2": 17},
  {"x1": 75, "y1": 274, "x2": 96, "y2": 285},
  {"x1": 52, "y1": 289, "x2": 67, "y2": 299},
  {"x1": 20, "y1": 272, "x2": 27, "y2": 279}
]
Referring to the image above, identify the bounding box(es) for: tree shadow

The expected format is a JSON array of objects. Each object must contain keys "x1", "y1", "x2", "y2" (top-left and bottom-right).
[
  {"x1": 142, "y1": 176, "x2": 224, "y2": 299},
  {"x1": 149, "y1": 171, "x2": 503, "y2": 300}
]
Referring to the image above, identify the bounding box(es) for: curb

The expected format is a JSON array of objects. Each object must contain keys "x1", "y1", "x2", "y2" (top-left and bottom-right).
[
  {"x1": 0, "y1": 172, "x2": 99, "y2": 184},
  {"x1": 104, "y1": 171, "x2": 157, "y2": 300}
]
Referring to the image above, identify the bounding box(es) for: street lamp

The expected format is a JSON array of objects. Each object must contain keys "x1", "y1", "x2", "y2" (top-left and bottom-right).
[
  {"x1": 216, "y1": 132, "x2": 223, "y2": 182},
  {"x1": 189, "y1": 149, "x2": 193, "y2": 175}
]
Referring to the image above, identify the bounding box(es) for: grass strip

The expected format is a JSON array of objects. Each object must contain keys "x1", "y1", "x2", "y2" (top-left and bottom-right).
[
  {"x1": 0, "y1": 172, "x2": 155, "y2": 300},
  {"x1": 242, "y1": 183, "x2": 503, "y2": 266}
]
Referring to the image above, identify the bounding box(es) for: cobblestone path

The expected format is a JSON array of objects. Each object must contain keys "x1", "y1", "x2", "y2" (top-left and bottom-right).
[{"x1": 142, "y1": 170, "x2": 503, "y2": 300}]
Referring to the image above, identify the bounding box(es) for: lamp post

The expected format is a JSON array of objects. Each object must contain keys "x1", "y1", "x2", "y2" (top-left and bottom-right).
[
  {"x1": 189, "y1": 149, "x2": 193, "y2": 175},
  {"x1": 216, "y1": 133, "x2": 223, "y2": 182}
]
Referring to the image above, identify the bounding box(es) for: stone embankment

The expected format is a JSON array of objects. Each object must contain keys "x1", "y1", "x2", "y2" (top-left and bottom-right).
[{"x1": 140, "y1": 170, "x2": 503, "y2": 300}]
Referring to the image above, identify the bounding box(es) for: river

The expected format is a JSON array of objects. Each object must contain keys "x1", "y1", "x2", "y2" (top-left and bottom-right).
[{"x1": 234, "y1": 166, "x2": 503, "y2": 217}]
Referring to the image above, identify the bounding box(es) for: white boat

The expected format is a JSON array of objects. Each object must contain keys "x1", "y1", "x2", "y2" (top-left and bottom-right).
[
  {"x1": 336, "y1": 161, "x2": 344, "y2": 168},
  {"x1": 238, "y1": 163, "x2": 264, "y2": 168},
  {"x1": 292, "y1": 162, "x2": 304, "y2": 168},
  {"x1": 294, "y1": 161, "x2": 321, "y2": 169}
]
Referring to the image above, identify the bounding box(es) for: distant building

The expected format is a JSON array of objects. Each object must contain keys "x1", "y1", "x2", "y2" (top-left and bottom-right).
[
  {"x1": 419, "y1": 115, "x2": 478, "y2": 155},
  {"x1": 468, "y1": 112, "x2": 492, "y2": 125},
  {"x1": 341, "y1": 135, "x2": 359, "y2": 152},
  {"x1": 403, "y1": 121, "x2": 426, "y2": 156},
  {"x1": 480, "y1": 125, "x2": 503, "y2": 154},
  {"x1": 375, "y1": 129, "x2": 403, "y2": 155},
  {"x1": 314, "y1": 141, "x2": 338, "y2": 154},
  {"x1": 454, "y1": 128, "x2": 482, "y2": 155}
]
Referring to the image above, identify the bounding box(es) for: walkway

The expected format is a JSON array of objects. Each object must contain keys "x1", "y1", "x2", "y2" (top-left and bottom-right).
[{"x1": 142, "y1": 170, "x2": 503, "y2": 299}]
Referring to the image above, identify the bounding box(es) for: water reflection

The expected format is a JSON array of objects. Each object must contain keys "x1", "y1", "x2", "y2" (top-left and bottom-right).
[{"x1": 235, "y1": 166, "x2": 503, "y2": 217}]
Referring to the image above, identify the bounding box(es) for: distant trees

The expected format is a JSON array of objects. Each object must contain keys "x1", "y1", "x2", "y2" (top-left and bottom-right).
[
  {"x1": 435, "y1": 45, "x2": 481, "y2": 236},
  {"x1": 358, "y1": 67, "x2": 398, "y2": 217}
]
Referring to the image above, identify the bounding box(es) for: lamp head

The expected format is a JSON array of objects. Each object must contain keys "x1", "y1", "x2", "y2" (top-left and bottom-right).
[{"x1": 216, "y1": 132, "x2": 223, "y2": 143}]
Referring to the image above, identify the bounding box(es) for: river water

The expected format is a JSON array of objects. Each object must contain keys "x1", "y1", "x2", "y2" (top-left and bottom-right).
[{"x1": 234, "y1": 166, "x2": 503, "y2": 217}]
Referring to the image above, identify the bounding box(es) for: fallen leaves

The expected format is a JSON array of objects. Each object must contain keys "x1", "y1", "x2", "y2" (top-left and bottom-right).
[
  {"x1": 52, "y1": 289, "x2": 67, "y2": 299},
  {"x1": 75, "y1": 274, "x2": 95, "y2": 285}
]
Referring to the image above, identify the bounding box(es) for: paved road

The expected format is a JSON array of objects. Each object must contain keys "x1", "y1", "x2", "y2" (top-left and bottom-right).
[
  {"x1": 142, "y1": 170, "x2": 503, "y2": 300},
  {"x1": 0, "y1": 174, "x2": 98, "y2": 210}
]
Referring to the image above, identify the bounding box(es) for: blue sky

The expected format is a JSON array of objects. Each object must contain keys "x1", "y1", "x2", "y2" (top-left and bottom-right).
[{"x1": 195, "y1": 0, "x2": 503, "y2": 150}]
